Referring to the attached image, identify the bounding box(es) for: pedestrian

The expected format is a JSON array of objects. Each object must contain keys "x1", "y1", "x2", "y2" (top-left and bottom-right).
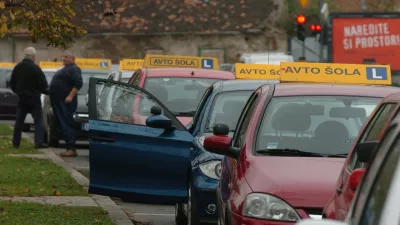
[
  {"x1": 49, "y1": 50, "x2": 83, "y2": 157},
  {"x1": 10, "y1": 47, "x2": 49, "y2": 148}
]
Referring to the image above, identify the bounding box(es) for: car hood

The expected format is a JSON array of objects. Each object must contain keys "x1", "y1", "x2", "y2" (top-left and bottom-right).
[
  {"x1": 245, "y1": 157, "x2": 345, "y2": 208},
  {"x1": 177, "y1": 116, "x2": 193, "y2": 126},
  {"x1": 76, "y1": 94, "x2": 88, "y2": 113}
]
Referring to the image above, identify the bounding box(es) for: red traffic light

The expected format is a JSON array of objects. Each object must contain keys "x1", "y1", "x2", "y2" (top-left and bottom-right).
[
  {"x1": 310, "y1": 24, "x2": 321, "y2": 31},
  {"x1": 296, "y1": 15, "x2": 306, "y2": 25}
]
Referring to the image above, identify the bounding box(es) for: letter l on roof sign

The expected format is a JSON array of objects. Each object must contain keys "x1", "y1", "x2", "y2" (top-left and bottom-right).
[{"x1": 202, "y1": 59, "x2": 213, "y2": 69}]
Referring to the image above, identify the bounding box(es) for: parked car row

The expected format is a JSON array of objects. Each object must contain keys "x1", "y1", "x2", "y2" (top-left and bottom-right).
[{"x1": 84, "y1": 58, "x2": 397, "y2": 225}]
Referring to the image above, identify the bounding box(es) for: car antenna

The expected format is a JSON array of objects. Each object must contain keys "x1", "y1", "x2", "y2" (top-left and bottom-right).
[{"x1": 191, "y1": 71, "x2": 195, "y2": 76}]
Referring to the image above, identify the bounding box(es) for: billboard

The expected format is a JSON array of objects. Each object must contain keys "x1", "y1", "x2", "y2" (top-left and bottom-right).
[{"x1": 332, "y1": 18, "x2": 400, "y2": 70}]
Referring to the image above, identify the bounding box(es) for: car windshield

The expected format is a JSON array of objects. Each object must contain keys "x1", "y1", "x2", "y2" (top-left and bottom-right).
[
  {"x1": 206, "y1": 91, "x2": 253, "y2": 132},
  {"x1": 79, "y1": 72, "x2": 109, "y2": 95},
  {"x1": 257, "y1": 96, "x2": 380, "y2": 156},
  {"x1": 143, "y1": 77, "x2": 218, "y2": 115}
]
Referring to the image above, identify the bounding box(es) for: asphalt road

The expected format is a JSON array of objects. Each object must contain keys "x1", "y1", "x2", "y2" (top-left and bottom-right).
[{"x1": 3, "y1": 120, "x2": 176, "y2": 225}]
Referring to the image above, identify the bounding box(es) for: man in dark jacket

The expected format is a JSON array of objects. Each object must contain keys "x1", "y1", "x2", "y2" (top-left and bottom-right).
[
  {"x1": 10, "y1": 47, "x2": 49, "y2": 148},
  {"x1": 49, "y1": 50, "x2": 83, "y2": 157}
]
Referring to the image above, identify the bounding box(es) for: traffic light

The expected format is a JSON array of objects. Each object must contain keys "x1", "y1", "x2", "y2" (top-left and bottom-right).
[
  {"x1": 310, "y1": 24, "x2": 321, "y2": 36},
  {"x1": 296, "y1": 14, "x2": 306, "y2": 42}
]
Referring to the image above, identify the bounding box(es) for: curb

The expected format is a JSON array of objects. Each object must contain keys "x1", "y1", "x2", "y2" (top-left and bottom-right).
[{"x1": 19, "y1": 128, "x2": 134, "y2": 225}]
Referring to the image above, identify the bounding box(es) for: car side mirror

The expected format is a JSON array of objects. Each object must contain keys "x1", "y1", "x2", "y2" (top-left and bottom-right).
[
  {"x1": 349, "y1": 168, "x2": 366, "y2": 191},
  {"x1": 145, "y1": 106, "x2": 172, "y2": 129},
  {"x1": 356, "y1": 141, "x2": 379, "y2": 163},
  {"x1": 204, "y1": 124, "x2": 238, "y2": 158},
  {"x1": 296, "y1": 219, "x2": 347, "y2": 225}
]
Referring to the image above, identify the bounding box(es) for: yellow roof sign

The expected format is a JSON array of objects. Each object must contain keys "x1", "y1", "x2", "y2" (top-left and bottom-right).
[
  {"x1": 120, "y1": 59, "x2": 144, "y2": 70},
  {"x1": 0, "y1": 62, "x2": 16, "y2": 68},
  {"x1": 75, "y1": 58, "x2": 111, "y2": 70},
  {"x1": 39, "y1": 62, "x2": 63, "y2": 68},
  {"x1": 40, "y1": 58, "x2": 112, "y2": 70},
  {"x1": 235, "y1": 63, "x2": 280, "y2": 80},
  {"x1": 280, "y1": 62, "x2": 392, "y2": 85},
  {"x1": 143, "y1": 54, "x2": 219, "y2": 70}
]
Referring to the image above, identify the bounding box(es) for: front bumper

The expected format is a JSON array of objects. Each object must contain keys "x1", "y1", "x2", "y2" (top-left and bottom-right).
[
  {"x1": 192, "y1": 170, "x2": 220, "y2": 224},
  {"x1": 229, "y1": 207, "x2": 322, "y2": 225}
]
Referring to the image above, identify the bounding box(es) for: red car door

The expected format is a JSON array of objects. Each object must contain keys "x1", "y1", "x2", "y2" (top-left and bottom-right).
[{"x1": 335, "y1": 103, "x2": 399, "y2": 220}]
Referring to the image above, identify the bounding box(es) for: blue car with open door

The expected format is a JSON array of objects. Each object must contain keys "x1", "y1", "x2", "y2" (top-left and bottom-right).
[
  {"x1": 87, "y1": 77, "x2": 277, "y2": 225},
  {"x1": 175, "y1": 79, "x2": 278, "y2": 225}
]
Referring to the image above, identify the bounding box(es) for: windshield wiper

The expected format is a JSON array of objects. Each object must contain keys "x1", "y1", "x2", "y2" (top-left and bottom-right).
[
  {"x1": 256, "y1": 149, "x2": 325, "y2": 157},
  {"x1": 172, "y1": 111, "x2": 196, "y2": 116},
  {"x1": 325, "y1": 153, "x2": 348, "y2": 158}
]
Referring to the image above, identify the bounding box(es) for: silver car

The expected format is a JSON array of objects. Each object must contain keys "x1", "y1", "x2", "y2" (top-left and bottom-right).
[{"x1": 296, "y1": 118, "x2": 400, "y2": 225}]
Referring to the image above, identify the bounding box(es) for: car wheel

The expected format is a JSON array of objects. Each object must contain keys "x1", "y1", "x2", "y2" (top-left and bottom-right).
[
  {"x1": 175, "y1": 203, "x2": 187, "y2": 225},
  {"x1": 47, "y1": 118, "x2": 59, "y2": 147},
  {"x1": 175, "y1": 181, "x2": 200, "y2": 225}
]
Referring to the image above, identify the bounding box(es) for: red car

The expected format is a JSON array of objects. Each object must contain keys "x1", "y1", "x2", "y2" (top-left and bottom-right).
[
  {"x1": 202, "y1": 82, "x2": 399, "y2": 225},
  {"x1": 322, "y1": 91, "x2": 400, "y2": 220},
  {"x1": 127, "y1": 67, "x2": 235, "y2": 125}
]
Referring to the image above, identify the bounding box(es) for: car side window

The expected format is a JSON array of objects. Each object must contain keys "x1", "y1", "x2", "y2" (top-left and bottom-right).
[
  {"x1": 233, "y1": 93, "x2": 259, "y2": 148},
  {"x1": 358, "y1": 132, "x2": 400, "y2": 225},
  {"x1": 128, "y1": 73, "x2": 138, "y2": 85},
  {"x1": 191, "y1": 86, "x2": 213, "y2": 130},
  {"x1": 349, "y1": 103, "x2": 397, "y2": 170},
  {"x1": 349, "y1": 125, "x2": 397, "y2": 222}
]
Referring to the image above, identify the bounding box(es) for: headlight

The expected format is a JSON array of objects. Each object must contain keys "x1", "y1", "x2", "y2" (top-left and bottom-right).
[
  {"x1": 242, "y1": 193, "x2": 300, "y2": 221},
  {"x1": 199, "y1": 160, "x2": 221, "y2": 180}
]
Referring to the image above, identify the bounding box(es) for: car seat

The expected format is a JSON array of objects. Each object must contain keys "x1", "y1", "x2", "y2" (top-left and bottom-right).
[
  {"x1": 313, "y1": 121, "x2": 350, "y2": 153},
  {"x1": 146, "y1": 84, "x2": 168, "y2": 104},
  {"x1": 214, "y1": 100, "x2": 247, "y2": 131}
]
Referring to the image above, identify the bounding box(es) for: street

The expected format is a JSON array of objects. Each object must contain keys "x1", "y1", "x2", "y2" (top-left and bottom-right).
[{"x1": 4, "y1": 121, "x2": 176, "y2": 225}]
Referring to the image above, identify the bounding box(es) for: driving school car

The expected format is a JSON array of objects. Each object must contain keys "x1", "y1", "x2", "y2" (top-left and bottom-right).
[
  {"x1": 176, "y1": 78, "x2": 279, "y2": 225},
  {"x1": 125, "y1": 54, "x2": 235, "y2": 126},
  {"x1": 322, "y1": 91, "x2": 400, "y2": 220},
  {"x1": 297, "y1": 118, "x2": 400, "y2": 225},
  {"x1": 203, "y1": 62, "x2": 398, "y2": 225},
  {"x1": 43, "y1": 58, "x2": 112, "y2": 147}
]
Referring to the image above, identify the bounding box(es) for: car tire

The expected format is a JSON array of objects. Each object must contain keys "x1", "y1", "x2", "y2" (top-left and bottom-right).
[
  {"x1": 175, "y1": 181, "x2": 200, "y2": 225},
  {"x1": 175, "y1": 204, "x2": 187, "y2": 225},
  {"x1": 47, "y1": 117, "x2": 59, "y2": 147}
]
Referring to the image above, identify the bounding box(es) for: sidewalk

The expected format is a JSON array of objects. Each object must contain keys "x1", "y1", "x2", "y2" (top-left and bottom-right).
[{"x1": 0, "y1": 124, "x2": 134, "y2": 225}]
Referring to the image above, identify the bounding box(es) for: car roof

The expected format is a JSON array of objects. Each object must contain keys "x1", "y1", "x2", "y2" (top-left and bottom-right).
[
  {"x1": 213, "y1": 80, "x2": 279, "y2": 92},
  {"x1": 381, "y1": 91, "x2": 400, "y2": 103},
  {"x1": 269, "y1": 83, "x2": 400, "y2": 97},
  {"x1": 142, "y1": 68, "x2": 235, "y2": 79}
]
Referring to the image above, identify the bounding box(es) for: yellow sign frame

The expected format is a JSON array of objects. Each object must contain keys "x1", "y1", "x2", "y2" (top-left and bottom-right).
[
  {"x1": 0, "y1": 62, "x2": 16, "y2": 68},
  {"x1": 40, "y1": 58, "x2": 112, "y2": 70},
  {"x1": 143, "y1": 54, "x2": 219, "y2": 70},
  {"x1": 120, "y1": 59, "x2": 144, "y2": 70},
  {"x1": 235, "y1": 63, "x2": 280, "y2": 80}
]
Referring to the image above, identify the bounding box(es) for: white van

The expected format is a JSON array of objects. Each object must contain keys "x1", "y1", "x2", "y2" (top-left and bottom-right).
[{"x1": 239, "y1": 52, "x2": 294, "y2": 65}]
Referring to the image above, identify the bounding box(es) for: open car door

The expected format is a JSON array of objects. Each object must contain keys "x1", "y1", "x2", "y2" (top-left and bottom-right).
[{"x1": 88, "y1": 78, "x2": 194, "y2": 204}]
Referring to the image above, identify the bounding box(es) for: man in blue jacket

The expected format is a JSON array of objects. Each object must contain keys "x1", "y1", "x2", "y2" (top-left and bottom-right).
[
  {"x1": 49, "y1": 50, "x2": 83, "y2": 157},
  {"x1": 10, "y1": 47, "x2": 49, "y2": 148}
]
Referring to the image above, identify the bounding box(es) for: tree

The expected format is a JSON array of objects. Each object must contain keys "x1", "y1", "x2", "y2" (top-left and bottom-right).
[
  {"x1": 278, "y1": 0, "x2": 398, "y2": 36},
  {"x1": 0, "y1": 0, "x2": 101, "y2": 48}
]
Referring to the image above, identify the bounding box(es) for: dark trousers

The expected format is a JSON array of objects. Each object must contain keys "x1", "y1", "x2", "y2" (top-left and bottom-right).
[
  {"x1": 13, "y1": 96, "x2": 44, "y2": 147},
  {"x1": 50, "y1": 97, "x2": 77, "y2": 150}
]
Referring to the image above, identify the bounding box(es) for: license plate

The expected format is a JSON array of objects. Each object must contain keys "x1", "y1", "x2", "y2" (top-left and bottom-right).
[{"x1": 81, "y1": 123, "x2": 89, "y2": 131}]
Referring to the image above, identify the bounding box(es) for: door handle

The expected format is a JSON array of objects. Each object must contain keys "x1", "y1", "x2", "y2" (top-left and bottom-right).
[{"x1": 90, "y1": 136, "x2": 115, "y2": 142}]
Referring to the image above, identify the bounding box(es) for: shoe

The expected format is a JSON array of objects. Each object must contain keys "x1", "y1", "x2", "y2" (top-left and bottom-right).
[
  {"x1": 34, "y1": 143, "x2": 48, "y2": 149},
  {"x1": 60, "y1": 150, "x2": 78, "y2": 157}
]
